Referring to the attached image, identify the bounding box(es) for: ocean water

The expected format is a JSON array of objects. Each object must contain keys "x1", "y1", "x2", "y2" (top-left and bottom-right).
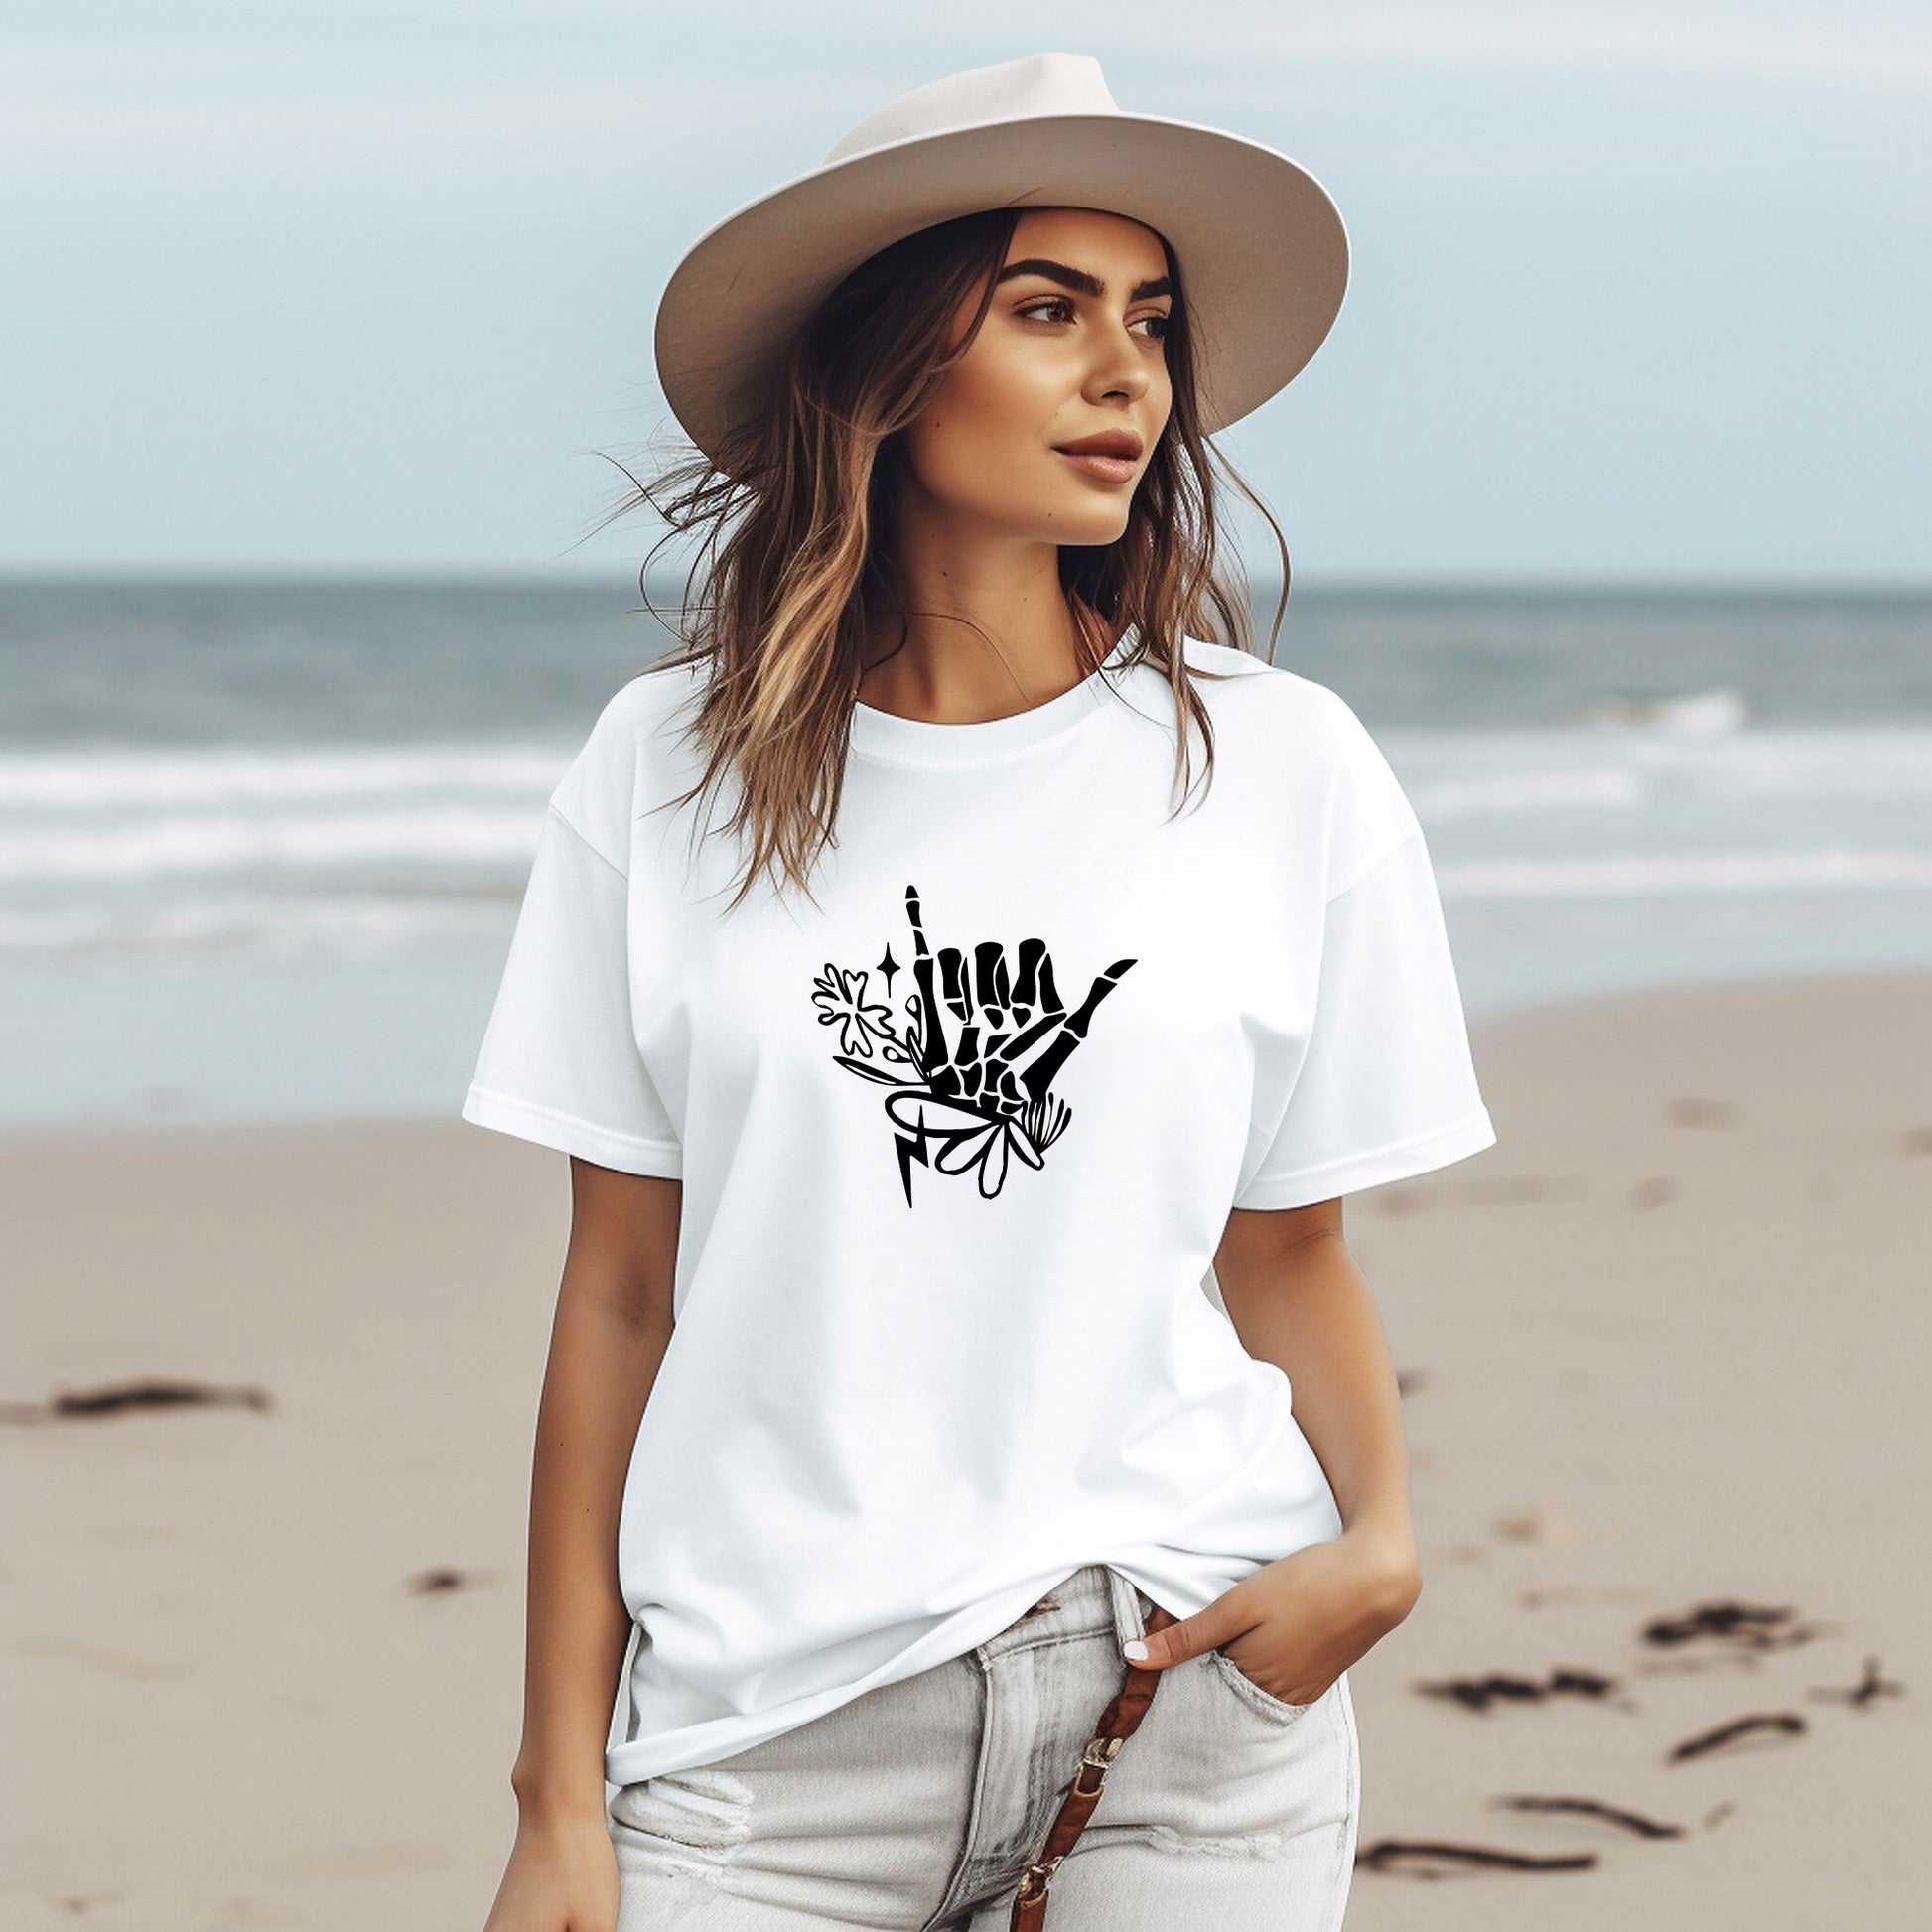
[{"x1": 4, "y1": 576, "x2": 1929, "y2": 1130}]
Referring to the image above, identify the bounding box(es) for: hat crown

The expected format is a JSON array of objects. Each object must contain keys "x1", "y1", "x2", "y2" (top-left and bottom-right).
[{"x1": 821, "y1": 52, "x2": 1121, "y2": 166}]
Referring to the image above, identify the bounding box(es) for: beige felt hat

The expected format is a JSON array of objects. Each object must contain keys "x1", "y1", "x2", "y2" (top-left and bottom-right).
[{"x1": 653, "y1": 51, "x2": 1350, "y2": 470}]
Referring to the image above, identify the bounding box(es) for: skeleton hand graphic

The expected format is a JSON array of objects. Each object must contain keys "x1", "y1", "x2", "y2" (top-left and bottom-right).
[
  {"x1": 813, "y1": 883, "x2": 1137, "y2": 1203},
  {"x1": 899, "y1": 883, "x2": 1136, "y2": 1117}
]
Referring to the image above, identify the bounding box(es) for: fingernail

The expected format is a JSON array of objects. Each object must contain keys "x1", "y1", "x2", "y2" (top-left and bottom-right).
[{"x1": 1122, "y1": 1640, "x2": 1149, "y2": 1662}]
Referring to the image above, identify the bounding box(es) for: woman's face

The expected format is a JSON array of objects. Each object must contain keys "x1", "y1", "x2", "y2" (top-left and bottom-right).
[{"x1": 897, "y1": 207, "x2": 1174, "y2": 548}]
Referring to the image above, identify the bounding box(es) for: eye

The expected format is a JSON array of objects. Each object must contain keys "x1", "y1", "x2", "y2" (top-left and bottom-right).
[
  {"x1": 1016, "y1": 296, "x2": 1173, "y2": 343},
  {"x1": 1016, "y1": 295, "x2": 1076, "y2": 325}
]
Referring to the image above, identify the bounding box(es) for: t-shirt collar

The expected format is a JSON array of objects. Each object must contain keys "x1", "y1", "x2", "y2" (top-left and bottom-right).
[{"x1": 847, "y1": 623, "x2": 1139, "y2": 768}]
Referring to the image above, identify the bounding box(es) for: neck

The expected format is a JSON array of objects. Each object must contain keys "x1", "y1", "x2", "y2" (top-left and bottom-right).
[{"x1": 856, "y1": 518, "x2": 1112, "y2": 727}]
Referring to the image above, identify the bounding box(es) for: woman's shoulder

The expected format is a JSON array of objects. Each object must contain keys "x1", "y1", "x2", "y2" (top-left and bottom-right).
[
  {"x1": 1177, "y1": 633, "x2": 1378, "y2": 752},
  {"x1": 548, "y1": 652, "x2": 710, "y2": 854},
  {"x1": 1176, "y1": 634, "x2": 1420, "y2": 886},
  {"x1": 579, "y1": 650, "x2": 711, "y2": 758}
]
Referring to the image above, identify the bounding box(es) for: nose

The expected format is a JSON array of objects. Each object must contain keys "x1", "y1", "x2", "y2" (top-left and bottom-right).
[{"x1": 1084, "y1": 312, "x2": 1154, "y2": 406}]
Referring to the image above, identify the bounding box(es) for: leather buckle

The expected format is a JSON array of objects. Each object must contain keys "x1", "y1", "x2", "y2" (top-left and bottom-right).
[
  {"x1": 1015, "y1": 1855, "x2": 1062, "y2": 1901},
  {"x1": 1071, "y1": 1732, "x2": 1122, "y2": 1796}
]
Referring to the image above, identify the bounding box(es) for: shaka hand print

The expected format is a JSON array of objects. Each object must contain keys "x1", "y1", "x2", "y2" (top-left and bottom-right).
[{"x1": 809, "y1": 883, "x2": 1137, "y2": 1206}]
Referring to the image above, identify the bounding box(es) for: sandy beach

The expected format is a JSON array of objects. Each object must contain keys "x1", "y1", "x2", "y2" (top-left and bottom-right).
[{"x1": 3, "y1": 968, "x2": 1926, "y2": 1929}]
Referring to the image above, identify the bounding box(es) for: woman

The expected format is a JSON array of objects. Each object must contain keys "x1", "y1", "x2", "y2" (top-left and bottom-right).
[{"x1": 468, "y1": 53, "x2": 1495, "y2": 1932}]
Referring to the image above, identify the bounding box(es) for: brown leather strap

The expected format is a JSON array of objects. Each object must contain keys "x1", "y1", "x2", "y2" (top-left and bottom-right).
[{"x1": 1008, "y1": 1602, "x2": 1178, "y2": 1931}]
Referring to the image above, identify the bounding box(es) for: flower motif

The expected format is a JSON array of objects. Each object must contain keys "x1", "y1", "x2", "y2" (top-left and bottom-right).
[{"x1": 810, "y1": 963, "x2": 897, "y2": 1060}]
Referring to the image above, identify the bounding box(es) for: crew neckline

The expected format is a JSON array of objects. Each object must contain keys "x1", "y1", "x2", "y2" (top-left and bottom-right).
[{"x1": 848, "y1": 624, "x2": 1139, "y2": 768}]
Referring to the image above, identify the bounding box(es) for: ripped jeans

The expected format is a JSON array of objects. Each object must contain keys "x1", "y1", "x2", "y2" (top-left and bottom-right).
[{"x1": 609, "y1": 1561, "x2": 1360, "y2": 1929}]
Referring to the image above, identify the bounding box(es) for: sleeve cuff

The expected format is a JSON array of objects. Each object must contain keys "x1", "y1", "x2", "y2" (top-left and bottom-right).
[
  {"x1": 461, "y1": 1084, "x2": 683, "y2": 1179},
  {"x1": 1232, "y1": 1107, "x2": 1496, "y2": 1212}
]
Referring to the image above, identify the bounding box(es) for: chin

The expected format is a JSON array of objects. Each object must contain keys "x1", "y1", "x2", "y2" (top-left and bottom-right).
[
  {"x1": 1036, "y1": 495, "x2": 1131, "y2": 547},
  {"x1": 1059, "y1": 514, "x2": 1132, "y2": 546}
]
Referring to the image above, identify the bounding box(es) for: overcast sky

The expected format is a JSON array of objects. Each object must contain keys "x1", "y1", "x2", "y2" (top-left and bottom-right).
[{"x1": 2, "y1": 2, "x2": 1928, "y2": 579}]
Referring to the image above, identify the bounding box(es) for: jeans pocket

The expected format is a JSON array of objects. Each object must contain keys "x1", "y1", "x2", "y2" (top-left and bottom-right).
[
  {"x1": 1208, "y1": 1646, "x2": 1319, "y2": 1725},
  {"x1": 609, "y1": 1765, "x2": 754, "y2": 1856}
]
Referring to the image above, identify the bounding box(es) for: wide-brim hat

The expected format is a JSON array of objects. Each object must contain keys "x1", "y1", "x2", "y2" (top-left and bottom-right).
[{"x1": 653, "y1": 51, "x2": 1349, "y2": 472}]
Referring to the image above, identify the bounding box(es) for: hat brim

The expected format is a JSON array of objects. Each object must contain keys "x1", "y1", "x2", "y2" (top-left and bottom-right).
[{"x1": 653, "y1": 109, "x2": 1349, "y2": 467}]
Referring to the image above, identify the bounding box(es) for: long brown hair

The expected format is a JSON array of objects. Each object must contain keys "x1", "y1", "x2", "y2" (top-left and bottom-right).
[{"x1": 583, "y1": 206, "x2": 1293, "y2": 914}]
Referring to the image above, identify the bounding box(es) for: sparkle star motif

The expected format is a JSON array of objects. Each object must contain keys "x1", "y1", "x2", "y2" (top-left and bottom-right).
[{"x1": 876, "y1": 943, "x2": 898, "y2": 992}]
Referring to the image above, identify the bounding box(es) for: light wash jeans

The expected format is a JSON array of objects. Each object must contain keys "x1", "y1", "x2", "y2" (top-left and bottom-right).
[{"x1": 610, "y1": 1560, "x2": 1360, "y2": 1929}]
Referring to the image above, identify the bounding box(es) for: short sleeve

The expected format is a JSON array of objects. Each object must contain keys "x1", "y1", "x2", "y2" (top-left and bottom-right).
[
  {"x1": 460, "y1": 801, "x2": 683, "y2": 1177},
  {"x1": 1233, "y1": 826, "x2": 1495, "y2": 1210}
]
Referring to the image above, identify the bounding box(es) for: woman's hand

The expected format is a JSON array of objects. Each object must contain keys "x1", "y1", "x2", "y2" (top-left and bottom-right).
[
  {"x1": 480, "y1": 1805, "x2": 621, "y2": 1932},
  {"x1": 1122, "y1": 1528, "x2": 1422, "y2": 1706}
]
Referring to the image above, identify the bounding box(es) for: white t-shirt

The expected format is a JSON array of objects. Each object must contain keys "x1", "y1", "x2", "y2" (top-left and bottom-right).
[{"x1": 462, "y1": 628, "x2": 1495, "y2": 1786}]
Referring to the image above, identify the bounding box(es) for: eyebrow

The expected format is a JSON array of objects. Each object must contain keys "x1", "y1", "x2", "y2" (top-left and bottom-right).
[{"x1": 994, "y1": 257, "x2": 1173, "y2": 302}]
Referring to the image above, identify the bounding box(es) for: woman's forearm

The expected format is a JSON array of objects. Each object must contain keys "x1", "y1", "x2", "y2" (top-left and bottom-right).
[
  {"x1": 509, "y1": 1172, "x2": 680, "y2": 1825},
  {"x1": 1217, "y1": 1209, "x2": 1419, "y2": 1566}
]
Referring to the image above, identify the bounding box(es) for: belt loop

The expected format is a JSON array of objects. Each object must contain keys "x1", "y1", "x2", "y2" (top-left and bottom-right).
[{"x1": 1104, "y1": 1566, "x2": 1148, "y2": 1649}]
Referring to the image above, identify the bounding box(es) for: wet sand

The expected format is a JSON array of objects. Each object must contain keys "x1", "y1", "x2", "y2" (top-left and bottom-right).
[{"x1": 3, "y1": 970, "x2": 1927, "y2": 1928}]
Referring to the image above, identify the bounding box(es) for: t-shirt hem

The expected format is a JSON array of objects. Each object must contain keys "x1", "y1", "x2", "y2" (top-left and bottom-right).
[
  {"x1": 1232, "y1": 1107, "x2": 1497, "y2": 1211},
  {"x1": 605, "y1": 1568, "x2": 1070, "y2": 1786},
  {"x1": 461, "y1": 1084, "x2": 683, "y2": 1178},
  {"x1": 601, "y1": 1533, "x2": 1326, "y2": 1787}
]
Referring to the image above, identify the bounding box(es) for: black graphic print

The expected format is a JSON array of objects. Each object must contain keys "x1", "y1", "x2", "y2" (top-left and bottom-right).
[{"x1": 810, "y1": 884, "x2": 1137, "y2": 1206}]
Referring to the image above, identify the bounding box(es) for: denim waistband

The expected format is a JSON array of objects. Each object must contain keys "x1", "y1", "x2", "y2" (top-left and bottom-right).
[{"x1": 976, "y1": 1562, "x2": 1152, "y2": 1661}]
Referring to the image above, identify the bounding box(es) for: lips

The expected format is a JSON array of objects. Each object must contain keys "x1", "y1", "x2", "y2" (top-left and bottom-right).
[
  {"x1": 1052, "y1": 431, "x2": 1144, "y2": 459},
  {"x1": 1052, "y1": 429, "x2": 1145, "y2": 487}
]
